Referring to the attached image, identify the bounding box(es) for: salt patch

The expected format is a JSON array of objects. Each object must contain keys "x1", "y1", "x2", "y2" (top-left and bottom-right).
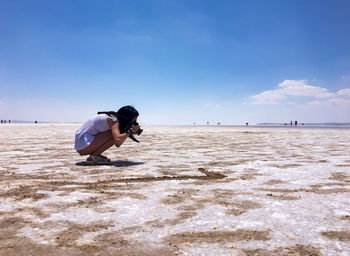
[
  {"x1": 334, "y1": 210, "x2": 350, "y2": 216},
  {"x1": 271, "y1": 212, "x2": 288, "y2": 220},
  {"x1": 1, "y1": 151, "x2": 29, "y2": 156},
  {"x1": 20, "y1": 226, "x2": 51, "y2": 245},
  {"x1": 47, "y1": 208, "x2": 101, "y2": 224},
  {"x1": 0, "y1": 198, "x2": 17, "y2": 212},
  {"x1": 76, "y1": 232, "x2": 102, "y2": 246},
  {"x1": 15, "y1": 163, "x2": 64, "y2": 174}
]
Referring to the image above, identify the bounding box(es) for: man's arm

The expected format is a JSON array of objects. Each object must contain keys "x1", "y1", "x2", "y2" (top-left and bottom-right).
[{"x1": 109, "y1": 121, "x2": 130, "y2": 147}]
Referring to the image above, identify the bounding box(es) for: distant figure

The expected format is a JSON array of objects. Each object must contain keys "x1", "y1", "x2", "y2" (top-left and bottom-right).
[
  {"x1": 246, "y1": 123, "x2": 248, "y2": 126},
  {"x1": 1, "y1": 120, "x2": 3, "y2": 124},
  {"x1": 8, "y1": 120, "x2": 10, "y2": 123},
  {"x1": 302, "y1": 123, "x2": 304, "y2": 125},
  {"x1": 284, "y1": 123, "x2": 287, "y2": 126},
  {"x1": 35, "y1": 120, "x2": 38, "y2": 124},
  {"x1": 290, "y1": 121, "x2": 292, "y2": 126},
  {"x1": 295, "y1": 121, "x2": 298, "y2": 126},
  {"x1": 193, "y1": 122, "x2": 196, "y2": 125},
  {"x1": 74, "y1": 105, "x2": 141, "y2": 164},
  {"x1": 4, "y1": 120, "x2": 6, "y2": 123},
  {"x1": 207, "y1": 121, "x2": 209, "y2": 125},
  {"x1": 218, "y1": 122, "x2": 221, "y2": 125}
]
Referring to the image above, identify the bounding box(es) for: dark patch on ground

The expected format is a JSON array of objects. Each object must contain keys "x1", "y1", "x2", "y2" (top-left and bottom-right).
[
  {"x1": 165, "y1": 229, "x2": 271, "y2": 244},
  {"x1": 269, "y1": 164, "x2": 303, "y2": 169},
  {"x1": 321, "y1": 230, "x2": 350, "y2": 241},
  {"x1": 161, "y1": 188, "x2": 263, "y2": 216},
  {"x1": 340, "y1": 215, "x2": 350, "y2": 221},
  {"x1": 225, "y1": 200, "x2": 263, "y2": 215},
  {"x1": 241, "y1": 244, "x2": 322, "y2": 256},
  {"x1": 263, "y1": 179, "x2": 285, "y2": 185},
  {"x1": 259, "y1": 187, "x2": 350, "y2": 194},
  {"x1": 263, "y1": 193, "x2": 300, "y2": 200},
  {"x1": 330, "y1": 172, "x2": 350, "y2": 182},
  {"x1": 145, "y1": 211, "x2": 198, "y2": 228}
]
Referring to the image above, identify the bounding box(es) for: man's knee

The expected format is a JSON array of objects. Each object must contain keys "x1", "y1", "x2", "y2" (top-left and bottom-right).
[{"x1": 79, "y1": 149, "x2": 88, "y2": 156}]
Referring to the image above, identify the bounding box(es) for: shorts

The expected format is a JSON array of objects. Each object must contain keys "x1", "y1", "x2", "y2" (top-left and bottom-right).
[{"x1": 74, "y1": 132, "x2": 94, "y2": 153}]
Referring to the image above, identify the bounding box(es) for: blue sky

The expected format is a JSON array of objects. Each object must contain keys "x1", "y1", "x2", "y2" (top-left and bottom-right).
[{"x1": 1, "y1": 0, "x2": 350, "y2": 124}]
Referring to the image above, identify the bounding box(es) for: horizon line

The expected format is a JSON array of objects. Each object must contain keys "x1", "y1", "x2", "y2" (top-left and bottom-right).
[{"x1": 1, "y1": 120, "x2": 350, "y2": 127}]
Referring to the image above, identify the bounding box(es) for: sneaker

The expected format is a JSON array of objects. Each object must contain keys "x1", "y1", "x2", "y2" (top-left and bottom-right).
[
  {"x1": 86, "y1": 155, "x2": 111, "y2": 164},
  {"x1": 98, "y1": 155, "x2": 111, "y2": 162}
]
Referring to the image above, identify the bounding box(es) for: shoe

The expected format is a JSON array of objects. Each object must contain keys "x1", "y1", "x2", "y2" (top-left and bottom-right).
[
  {"x1": 98, "y1": 155, "x2": 111, "y2": 162},
  {"x1": 86, "y1": 155, "x2": 111, "y2": 164}
]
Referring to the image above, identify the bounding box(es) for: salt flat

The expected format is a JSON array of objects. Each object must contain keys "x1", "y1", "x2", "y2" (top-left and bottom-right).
[{"x1": 0, "y1": 124, "x2": 350, "y2": 255}]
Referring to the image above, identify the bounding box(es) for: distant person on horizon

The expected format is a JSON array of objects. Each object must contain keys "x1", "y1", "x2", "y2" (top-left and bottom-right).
[{"x1": 74, "y1": 105, "x2": 141, "y2": 164}]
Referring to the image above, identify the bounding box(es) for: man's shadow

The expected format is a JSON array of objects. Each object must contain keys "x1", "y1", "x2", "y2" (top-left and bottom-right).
[{"x1": 76, "y1": 160, "x2": 145, "y2": 167}]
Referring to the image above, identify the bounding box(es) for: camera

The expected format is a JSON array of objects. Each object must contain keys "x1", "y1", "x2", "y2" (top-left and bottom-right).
[
  {"x1": 130, "y1": 121, "x2": 143, "y2": 135},
  {"x1": 125, "y1": 121, "x2": 143, "y2": 143}
]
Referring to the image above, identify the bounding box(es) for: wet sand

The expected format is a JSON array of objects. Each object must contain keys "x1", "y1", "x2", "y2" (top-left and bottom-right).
[{"x1": 0, "y1": 124, "x2": 350, "y2": 255}]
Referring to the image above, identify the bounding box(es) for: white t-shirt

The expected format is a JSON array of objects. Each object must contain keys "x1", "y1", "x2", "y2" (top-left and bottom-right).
[{"x1": 74, "y1": 114, "x2": 118, "y2": 151}]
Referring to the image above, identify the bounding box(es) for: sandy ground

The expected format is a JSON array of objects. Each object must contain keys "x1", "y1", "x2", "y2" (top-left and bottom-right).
[{"x1": 0, "y1": 124, "x2": 350, "y2": 255}]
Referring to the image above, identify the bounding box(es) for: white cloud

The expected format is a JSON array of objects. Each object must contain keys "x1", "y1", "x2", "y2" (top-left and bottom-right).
[
  {"x1": 315, "y1": 92, "x2": 336, "y2": 99},
  {"x1": 307, "y1": 97, "x2": 350, "y2": 107},
  {"x1": 278, "y1": 80, "x2": 330, "y2": 97},
  {"x1": 307, "y1": 100, "x2": 323, "y2": 106},
  {"x1": 327, "y1": 97, "x2": 350, "y2": 105},
  {"x1": 249, "y1": 80, "x2": 348, "y2": 105},
  {"x1": 337, "y1": 88, "x2": 350, "y2": 97}
]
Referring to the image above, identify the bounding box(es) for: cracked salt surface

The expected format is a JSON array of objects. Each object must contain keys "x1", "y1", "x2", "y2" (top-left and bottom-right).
[{"x1": 0, "y1": 124, "x2": 350, "y2": 255}]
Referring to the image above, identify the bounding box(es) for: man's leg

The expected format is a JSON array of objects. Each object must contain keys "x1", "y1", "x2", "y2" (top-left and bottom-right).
[
  {"x1": 80, "y1": 131, "x2": 114, "y2": 156},
  {"x1": 91, "y1": 138, "x2": 115, "y2": 156}
]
